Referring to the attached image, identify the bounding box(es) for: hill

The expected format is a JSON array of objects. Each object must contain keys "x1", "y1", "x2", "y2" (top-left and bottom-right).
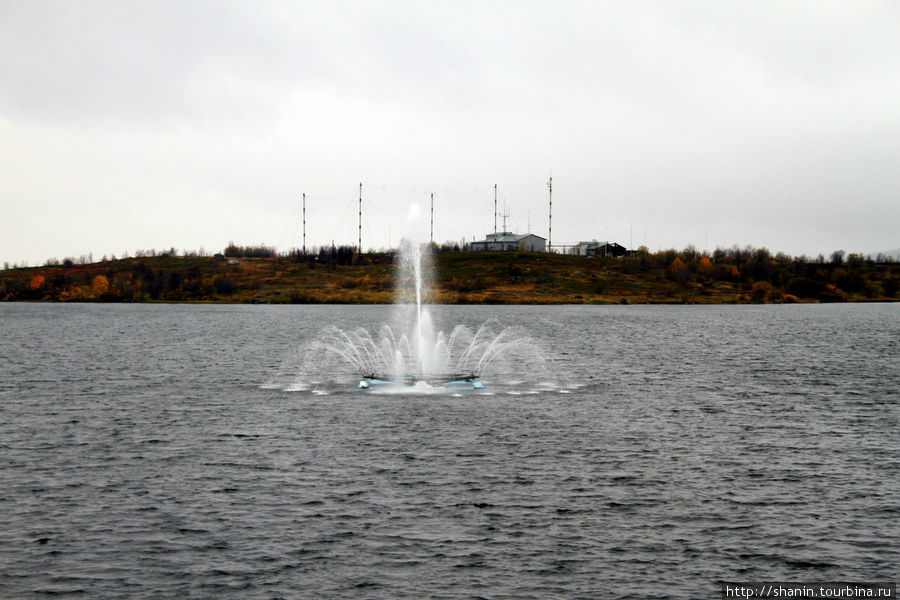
[{"x1": 1, "y1": 249, "x2": 897, "y2": 304}]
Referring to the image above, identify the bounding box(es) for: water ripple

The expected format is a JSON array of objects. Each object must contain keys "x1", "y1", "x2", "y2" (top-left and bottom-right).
[{"x1": 0, "y1": 303, "x2": 897, "y2": 599}]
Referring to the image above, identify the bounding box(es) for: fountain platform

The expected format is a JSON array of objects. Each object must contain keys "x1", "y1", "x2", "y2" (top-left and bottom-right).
[{"x1": 357, "y1": 373, "x2": 486, "y2": 391}]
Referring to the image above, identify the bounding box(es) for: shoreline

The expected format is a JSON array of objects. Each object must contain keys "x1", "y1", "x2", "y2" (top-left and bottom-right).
[{"x1": 1, "y1": 251, "x2": 897, "y2": 305}]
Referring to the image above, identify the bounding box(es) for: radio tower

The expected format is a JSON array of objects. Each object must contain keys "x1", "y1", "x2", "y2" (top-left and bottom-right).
[
  {"x1": 358, "y1": 183, "x2": 362, "y2": 253},
  {"x1": 548, "y1": 176, "x2": 552, "y2": 252},
  {"x1": 302, "y1": 193, "x2": 306, "y2": 255},
  {"x1": 494, "y1": 183, "x2": 498, "y2": 234}
]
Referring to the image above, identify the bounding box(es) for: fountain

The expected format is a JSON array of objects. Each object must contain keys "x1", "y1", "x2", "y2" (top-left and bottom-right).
[{"x1": 269, "y1": 239, "x2": 550, "y2": 394}]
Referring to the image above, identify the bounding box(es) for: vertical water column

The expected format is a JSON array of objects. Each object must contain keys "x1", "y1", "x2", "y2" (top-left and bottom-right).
[
  {"x1": 414, "y1": 242, "x2": 424, "y2": 377},
  {"x1": 396, "y1": 239, "x2": 425, "y2": 377},
  {"x1": 397, "y1": 239, "x2": 437, "y2": 378}
]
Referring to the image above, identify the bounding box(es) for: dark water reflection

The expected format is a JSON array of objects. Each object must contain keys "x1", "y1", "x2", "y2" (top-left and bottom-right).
[{"x1": 0, "y1": 303, "x2": 897, "y2": 599}]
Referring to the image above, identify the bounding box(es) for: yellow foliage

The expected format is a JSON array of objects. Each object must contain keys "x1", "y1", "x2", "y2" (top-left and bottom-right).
[
  {"x1": 668, "y1": 257, "x2": 687, "y2": 274},
  {"x1": 92, "y1": 275, "x2": 110, "y2": 295},
  {"x1": 29, "y1": 274, "x2": 46, "y2": 290},
  {"x1": 60, "y1": 286, "x2": 94, "y2": 301}
]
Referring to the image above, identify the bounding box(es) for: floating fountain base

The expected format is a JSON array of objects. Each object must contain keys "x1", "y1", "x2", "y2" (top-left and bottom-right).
[{"x1": 357, "y1": 373, "x2": 485, "y2": 391}]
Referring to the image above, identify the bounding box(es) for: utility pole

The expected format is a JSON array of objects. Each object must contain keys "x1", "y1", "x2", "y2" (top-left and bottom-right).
[
  {"x1": 494, "y1": 183, "x2": 497, "y2": 234},
  {"x1": 548, "y1": 176, "x2": 552, "y2": 253},
  {"x1": 430, "y1": 192, "x2": 434, "y2": 245},
  {"x1": 358, "y1": 182, "x2": 362, "y2": 253},
  {"x1": 302, "y1": 193, "x2": 306, "y2": 255}
]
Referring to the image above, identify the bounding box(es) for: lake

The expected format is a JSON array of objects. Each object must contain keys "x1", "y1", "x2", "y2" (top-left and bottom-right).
[{"x1": 0, "y1": 302, "x2": 897, "y2": 599}]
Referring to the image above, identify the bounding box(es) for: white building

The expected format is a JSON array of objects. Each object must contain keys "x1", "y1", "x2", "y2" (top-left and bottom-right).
[{"x1": 470, "y1": 232, "x2": 547, "y2": 252}]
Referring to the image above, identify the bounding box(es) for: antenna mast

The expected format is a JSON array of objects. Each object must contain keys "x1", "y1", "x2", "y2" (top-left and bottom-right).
[
  {"x1": 430, "y1": 192, "x2": 434, "y2": 245},
  {"x1": 302, "y1": 193, "x2": 306, "y2": 254},
  {"x1": 494, "y1": 183, "x2": 497, "y2": 234},
  {"x1": 502, "y1": 198, "x2": 509, "y2": 234},
  {"x1": 358, "y1": 183, "x2": 362, "y2": 253},
  {"x1": 548, "y1": 176, "x2": 552, "y2": 252}
]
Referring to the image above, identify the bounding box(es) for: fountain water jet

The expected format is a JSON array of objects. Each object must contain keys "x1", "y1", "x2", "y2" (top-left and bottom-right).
[{"x1": 272, "y1": 239, "x2": 550, "y2": 393}]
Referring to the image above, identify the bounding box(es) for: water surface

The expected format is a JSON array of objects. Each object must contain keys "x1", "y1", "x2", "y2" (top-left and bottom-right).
[{"x1": 0, "y1": 303, "x2": 897, "y2": 598}]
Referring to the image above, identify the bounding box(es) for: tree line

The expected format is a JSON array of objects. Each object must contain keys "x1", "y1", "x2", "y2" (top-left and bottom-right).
[
  {"x1": 0, "y1": 259, "x2": 252, "y2": 302},
  {"x1": 625, "y1": 245, "x2": 897, "y2": 302},
  {"x1": 1, "y1": 243, "x2": 897, "y2": 303}
]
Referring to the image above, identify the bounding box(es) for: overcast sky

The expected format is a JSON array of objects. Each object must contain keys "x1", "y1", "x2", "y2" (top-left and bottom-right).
[{"x1": 1, "y1": 0, "x2": 898, "y2": 265}]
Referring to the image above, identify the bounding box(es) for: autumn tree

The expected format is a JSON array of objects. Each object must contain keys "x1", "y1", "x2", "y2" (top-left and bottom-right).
[
  {"x1": 92, "y1": 275, "x2": 110, "y2": 296},
  {"x1": 697, "y1": 256, "x2": 713, "y2": 282},
  {"x1": 667, "y1": 257, "x2": 689, "y2": 283}
]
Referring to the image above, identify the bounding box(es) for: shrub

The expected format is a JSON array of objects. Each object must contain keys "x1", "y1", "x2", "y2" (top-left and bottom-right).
[{"x1": 750, "y1": 281, "x2": 771, "y2": 303}]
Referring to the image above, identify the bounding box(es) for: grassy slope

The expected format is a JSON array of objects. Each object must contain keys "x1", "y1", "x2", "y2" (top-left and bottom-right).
[
  {"x1": 1, "y1": 251, "x2": 896, "y2": 304},
  {"x1": 432, "y1": 252, "x2": 740, "y2": 304}
]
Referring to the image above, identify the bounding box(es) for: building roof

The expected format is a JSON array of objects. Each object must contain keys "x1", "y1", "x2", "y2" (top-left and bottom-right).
[
  {"x1": 575, "y1": 240, "x2": 623, "y2": 247},
  {"x1": 484, "y1": 232, "x2": 546, "y2": 242}
]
